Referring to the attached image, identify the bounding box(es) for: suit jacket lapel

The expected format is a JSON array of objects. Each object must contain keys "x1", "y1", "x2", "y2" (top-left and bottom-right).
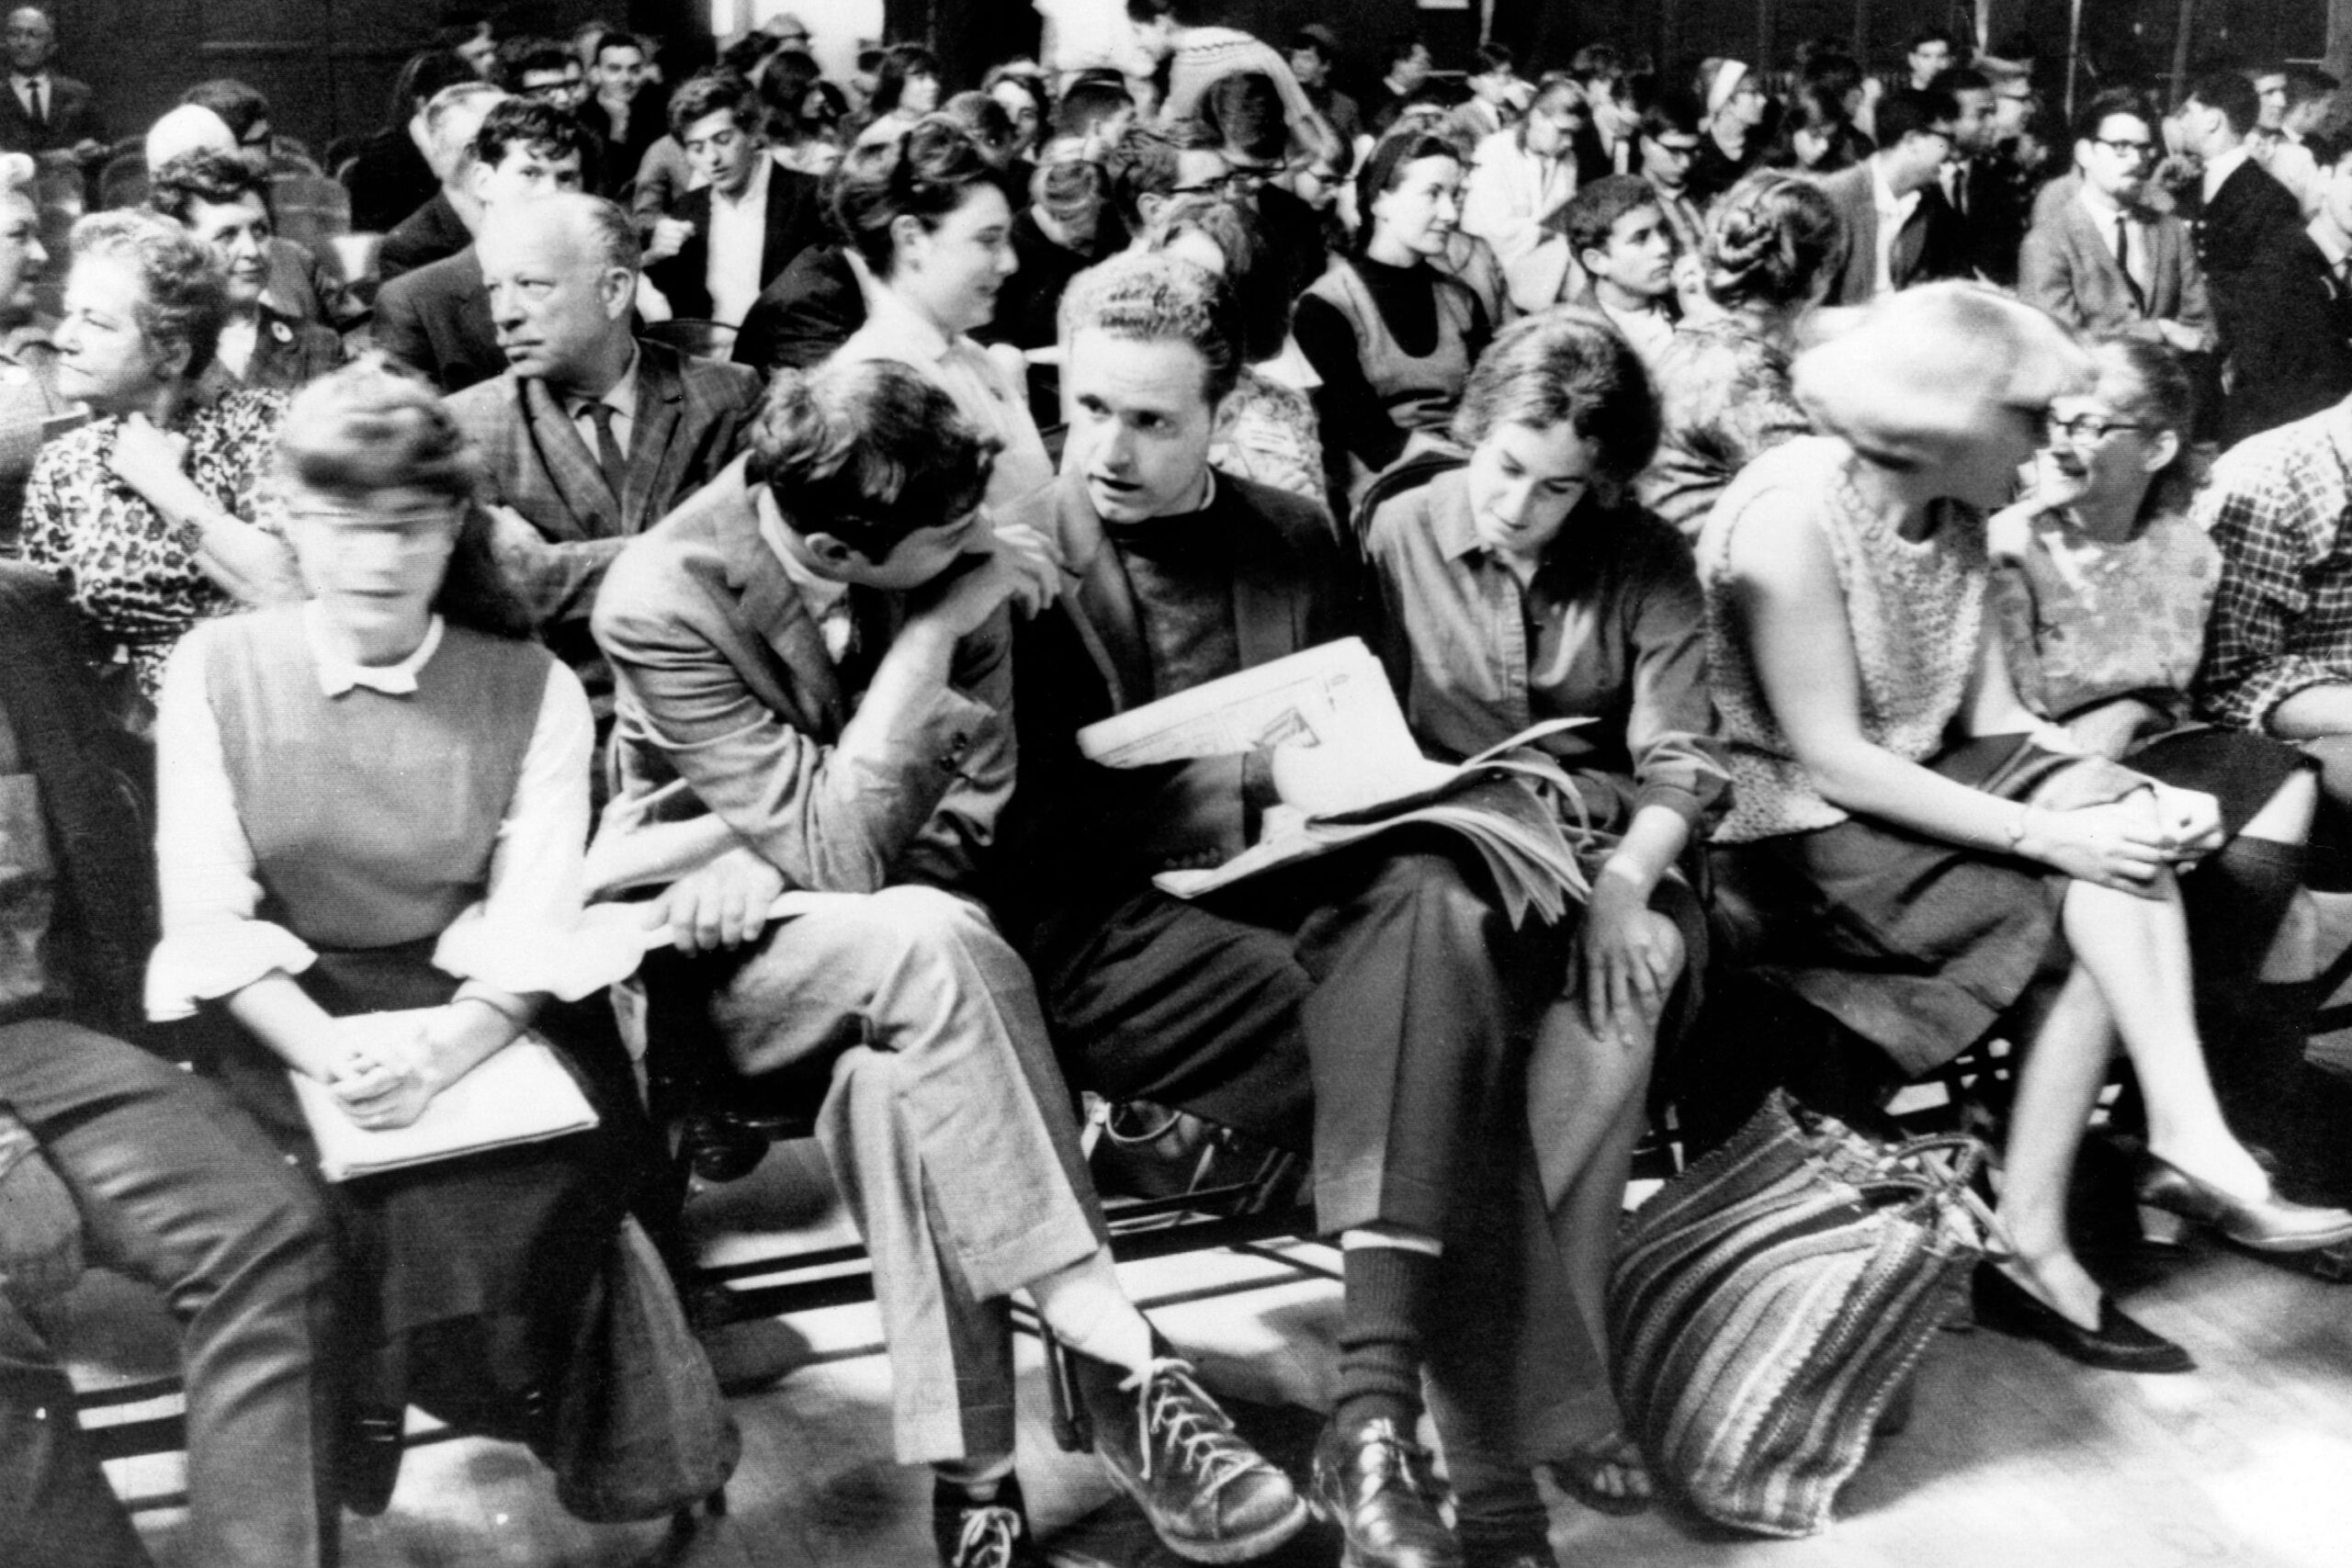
[
  {"x1": 1229, "y1": 498, "x2": 1301, "y2": 669},
  {"x1": 623, "y1": 344, "x2": 684, "y2": 533},
  {"x1": 1046, "y1": 473, "x2": 1149, "y2": 712},
  {"x1": 519, "y1": 376, "x2": 616, "y2": 541},
  {"x1": 714, "y1": 463, "x2": 848, "y2": 737}
]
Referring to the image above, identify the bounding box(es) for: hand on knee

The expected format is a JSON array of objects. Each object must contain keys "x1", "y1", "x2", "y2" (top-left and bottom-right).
[{"x1": 1571, "y1": 897, "x2": 1683, "y2": 1048}]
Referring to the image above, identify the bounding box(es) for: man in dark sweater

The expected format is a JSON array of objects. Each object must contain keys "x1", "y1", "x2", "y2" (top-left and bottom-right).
[{"x1": 1005, "y1": 252, "x2": 1557, "y2": 1568}]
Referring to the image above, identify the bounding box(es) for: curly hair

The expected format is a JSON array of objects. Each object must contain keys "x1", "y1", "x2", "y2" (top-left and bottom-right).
[
  {"x1": 667, "y1": 68, "x2": 762, "y2": 141},
  {"x1": 1452, "y1": 310, "x2": 1660, "y2": 499},
  {"x1": 276, "y1": 355, "x2": 532, "y2": 639},
  {"x1": 69, "y1": 209, "x2": 231, "y2": 383},
  {"x1": 745, "y1": 357, "x2": 997, "y2": 565},
  {"x1": 830, "y1": 116, "x2": 1010, "y2": 278},
  {"x1": 2085, "y1": 334, "x2": 2197, "y2": 516},
  {"x1": 1146, "y1": 193, "x2": 1287, "y2": 364},
  {"x1": 1554, "y1": 173, "x2": 1662, "y2": 262},
  {"x1": 147, "y1": 147, "x2": 273, "y2": 228},
  {"x1": 1058, "y1": 250, "x2": 1244, "y2": 409},
  {"x1": 1701, "y1": 171, "x2": 1847, "y2": 312}
]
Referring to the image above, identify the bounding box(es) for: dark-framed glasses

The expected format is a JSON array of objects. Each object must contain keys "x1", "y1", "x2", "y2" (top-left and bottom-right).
[{"x1": 2045, "y1": 411, "x2": 2146, "y2": 443}]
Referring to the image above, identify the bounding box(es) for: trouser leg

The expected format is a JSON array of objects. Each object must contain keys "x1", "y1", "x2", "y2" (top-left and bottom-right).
[
  {"x1": 713, "y1": 887, "x2": 1106, "y2": 1465},
  {"x1": 0, "y1": 1299, "x2": 150, "y2": 1568},
  {"x1": 1, "y1": 1019, "x2": 332, "y2": 1568}
]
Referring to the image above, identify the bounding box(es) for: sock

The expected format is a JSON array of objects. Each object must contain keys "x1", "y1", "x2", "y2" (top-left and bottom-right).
[
  {"x1": 933, "y1": 1452, "x2": 1015, "y2": 1502},
  {"x1": 1335, "y1": 1233, "x2": 1442, "y2": 1431},
  {"x1": 1028, "y1": 1246, "x2": 1154, "y2": 1375},
  {"x1": 2188, "y1": 836, "x2": 2307, "y2": 987}
]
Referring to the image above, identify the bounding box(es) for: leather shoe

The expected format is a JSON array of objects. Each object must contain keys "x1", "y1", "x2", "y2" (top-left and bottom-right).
[
  {"x1": 2135, "y1": 1151, "x2": 2352, "y2": 1252},
  {"x1": 932, "y1": 1474, "x2": 1046, "y2": 1568},
  {"x1": 1309, "y1": 1412, "x2": 1462, "y2": 1568},
  {"x1": 1970, "y1": 1263, "x2": 2193, "y2": 1374}
]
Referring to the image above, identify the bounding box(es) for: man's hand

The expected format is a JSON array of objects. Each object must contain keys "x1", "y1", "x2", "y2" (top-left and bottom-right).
[
  {"x1": 2156, "y1": 318, "x2": 2206, "y2": 353},
  {"x1": 0, "y1": 1147, "x2": 82, "y2": 1305},
  {"x1": 907, "y1": 524, "x2": 1063, "y2": 640},
  {"x1": 644, "y1": 217, "x2": 695, "y2": 265},
  {"x1": 650, "y1": 844, "x2": 785, "y2": 953}
]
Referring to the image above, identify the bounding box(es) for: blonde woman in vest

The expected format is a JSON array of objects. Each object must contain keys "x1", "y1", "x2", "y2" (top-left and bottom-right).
[
  {"x1": 1295, "y1": 128, "x2": 1491, "y2": 513},
  {"x1": 1697, "y1": 283, "x2": 2352, "y2": 1378},
  {"x1": 147, "y1": 359, "x2": 653, "y2": 1513}
]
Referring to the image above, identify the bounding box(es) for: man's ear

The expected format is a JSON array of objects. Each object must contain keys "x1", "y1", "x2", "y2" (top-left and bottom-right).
[
  {"x1": 602, "y1": 266, "x2": 635, "y2": 319},
  {"x1": 1576, "y1": 242, "x2": 1608, "y2": 278},
  {"x1": 800, "y1": 531, "x2": 863, "y2": 572},
  {"x1": 466, "y1": 157, "x2": 492, "y2": 203}
]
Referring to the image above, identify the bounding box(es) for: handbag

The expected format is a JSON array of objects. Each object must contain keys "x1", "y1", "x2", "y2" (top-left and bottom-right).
[
  {"x1": 1607, "y1": 1089, "x2": 1997, "y2": 1538},
  {"x1": 549, "y1": 1215, "x2": 741, "y2": 1523}
]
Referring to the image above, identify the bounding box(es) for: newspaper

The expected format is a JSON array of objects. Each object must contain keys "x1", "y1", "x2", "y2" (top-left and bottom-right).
[{"x1": 1076, "y1": 637, "x2": 1423, "y2": 769}]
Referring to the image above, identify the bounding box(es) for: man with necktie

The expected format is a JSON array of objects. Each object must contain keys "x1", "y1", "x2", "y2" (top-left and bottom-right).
[{"x1": 0, "y1": 7, "x2": 104, "y2": 174}]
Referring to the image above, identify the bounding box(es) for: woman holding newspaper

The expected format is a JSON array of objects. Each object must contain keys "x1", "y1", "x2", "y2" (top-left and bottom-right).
[
  {"x1": 1360, "y1": 310, "x2": 1730, "y2": 1530},
  {"x1": 145, "y1": 360, "x2": 653, "y2": 1515}
]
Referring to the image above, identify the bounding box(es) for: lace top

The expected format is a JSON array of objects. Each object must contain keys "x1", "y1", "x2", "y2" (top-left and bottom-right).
[{"x1": 1696, "y1": 436, "x2": 1990, "y2": 842}]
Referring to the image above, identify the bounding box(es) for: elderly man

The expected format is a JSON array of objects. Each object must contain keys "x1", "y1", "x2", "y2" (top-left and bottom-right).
[
  {"x1": 450, "y1": 191, "x2": 760, "y2": 715},
  {"x1": 375, "y1": 96, "x2": 588, "y2": 392},
  {"x1": 0, "y1": 564, "x2": 331, "y2": 1568},
  {"x1": 641, "y1": 69, "x2": 825, "y2": 327},
  {"x1": 0, "y1": 6, "x2": 102, "y2": 166},
  {"x1": 376, "y1": 80, "x2": 505, "y2": 282},
  {"x1": 1005, "y1": 252, "x2": 1565, "y2": 1568},
  {"x1": 590, "y1": 354, "x2": 1302, "y2": 1568}
]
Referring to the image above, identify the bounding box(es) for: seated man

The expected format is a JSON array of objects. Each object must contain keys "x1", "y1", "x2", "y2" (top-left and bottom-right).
[
  {"x1": 376, "y1": 80, "x2": 503, "y2": 283},
  {"x1": 1815, "y1": 87, "x2": 1965, "y2": 304},
  {"x1": 589, "y1": 356, "x2": 1303, "y2": 1568},
  {"x1": 1551, "y1": 174, "x2": 1678, "y2": 367},
  {"x1": 0, "y1": 563, "x2": 329, "y2": 1568},
  {"x1": 1460, "y1": 73, "x2": 1585, "y2": 314},
  {"x1": 375, "y1": 95, "x2": 587, "y2": 393},
  {"x1": 640, "y1": 69, "x2": 826, "y2": 327},
  {"x1": 732, "y1": 242, "x2": 870, "y2": 376},
  {"x1": 1005, "y1": 252, "x2": 1561, "y2": 1568},
  {"x1": 449, "y1": 191, "x2": 760, "y2": 720}
]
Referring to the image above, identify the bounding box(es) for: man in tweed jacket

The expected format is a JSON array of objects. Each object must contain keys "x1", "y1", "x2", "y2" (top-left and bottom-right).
[{"x1": 447, "y1": 193, "x2": 761, "y2": 714}]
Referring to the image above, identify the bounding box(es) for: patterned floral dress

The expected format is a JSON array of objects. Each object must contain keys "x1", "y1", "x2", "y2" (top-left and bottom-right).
[
  {"x1": 1639, "y1": 315, "x2": 1812, "y2": 540},
  {"x1": 20, "y1": 387, "x2": 288, "y2": 696}
]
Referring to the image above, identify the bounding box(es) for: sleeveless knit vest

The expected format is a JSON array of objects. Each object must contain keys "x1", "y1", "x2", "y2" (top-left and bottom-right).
[
  {"x1": 1306, "y1": 260, "x2": 1477, "y2": 437},
  {"x1": 206, "y1": 607, "x2": 551, "y2": 955},
  {"x1": 1696, "y1": 437, "x2": 1989, "y2": 843}
]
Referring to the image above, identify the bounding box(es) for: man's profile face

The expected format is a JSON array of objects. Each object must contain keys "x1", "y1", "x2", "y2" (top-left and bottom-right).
[
  {"x1": 1588, "y1": 204, "x2": 1674, "y2": 300},
  {"x1": 1951, "y1": 88, "x2": 1999, "y2": 156},
  {"x1": 1063, "y1": 328, "x2": 1221, "y2": 525},
  {"x1": 824, "y1": 505, "x2": 989, "y2": 592},
  {"x1": 4, "y1": 8, "x2": 53, "y2": 74},
  {"x1": 480, "y1": 220, "x2": 624, "y2": 388}
]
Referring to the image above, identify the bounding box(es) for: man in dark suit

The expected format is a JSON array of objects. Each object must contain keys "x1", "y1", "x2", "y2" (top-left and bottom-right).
[
  {"x1": 642, "y1": 70, "x2": 823, "y2": 326},
  {"x1": 1929, "y1": 66, "x2": 2029, "y2": 287},
  {"x1": 732, "y1": 243, "x2": 866, "y2": 376},
  {"x1": 0, "y1": 6, "x2": 102, "y2": 164},
  {"x1": 1006, "y1": 252, "x2": 1561, "y2": 1568},
  {"x1": 1815, "y1": 87, "x2": 1968, "y2": 306},
  {"x1": 2180, "y1": 69, "x2": 2352, "y2": 445},
  {"x1": 575, "y1": 28, "x2": 662, "y2": 202},
  {"x1": 374, "y1": 82, "x2": 505, "y2": 284},
  {"x1": 449, "y1": 192, "x2": 761, "y2": 715},
  {"x1": 375, "y1": 96, "x2": 589, "y2": 392}
]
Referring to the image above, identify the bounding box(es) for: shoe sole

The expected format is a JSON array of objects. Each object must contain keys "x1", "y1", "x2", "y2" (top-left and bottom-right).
[
  {"x1": 1305, "y1": 1493, "x2": 1465, "y2": 1568},
  {"x1": 2222, "y1": 1217, "x2": 2352, "y2": 1253},
  {"x1": 1101, "y1": 1457, "x2": 1311, "y2": 1564}
]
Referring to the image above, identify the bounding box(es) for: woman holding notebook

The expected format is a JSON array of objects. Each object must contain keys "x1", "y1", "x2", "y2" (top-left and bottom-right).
[{"x1": 145, "y1": 358, "x2": 651, "y2": 1515}]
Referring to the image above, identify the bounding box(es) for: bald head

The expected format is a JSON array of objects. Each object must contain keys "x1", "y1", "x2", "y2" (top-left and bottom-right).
[
  {"x1": 145, "y1": 105, "x2": 237, "y2": 172},
  {"x1": 477, "y1": 192, "x2": 639, "y2": 394}
]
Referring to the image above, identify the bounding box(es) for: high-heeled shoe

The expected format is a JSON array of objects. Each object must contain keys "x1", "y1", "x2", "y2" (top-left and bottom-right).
[
  {"x1": 2134, "y1": 1151, "x2": 2352, "y2": 1253},
  {"x1": 1970, "y1": 1263, "x2": 2194, "y2": 1374}
]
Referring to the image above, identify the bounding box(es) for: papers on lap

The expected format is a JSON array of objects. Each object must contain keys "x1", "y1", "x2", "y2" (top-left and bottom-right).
[
  {"x1": 290, "y1": 1018, "x2": 600, "y2": 1181},
  {"x1": 1074, "y1": 639, "x2": 1597, "y2": 927}
]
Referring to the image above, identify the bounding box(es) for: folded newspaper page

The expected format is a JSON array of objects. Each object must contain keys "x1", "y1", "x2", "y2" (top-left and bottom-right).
[{"x1": 1075, "y1": 637, "x2": 1423, "y2": 768}]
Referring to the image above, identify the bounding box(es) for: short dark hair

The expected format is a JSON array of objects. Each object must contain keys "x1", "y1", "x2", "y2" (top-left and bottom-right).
[
  {"x1": 1354, "y1": 130, "x2": 1469, "y2": 243},
  {"x1": 474, "y1": 97, "x2": 592, "y2": 175},
  {"x1": 942, "y1": 90, "x2": 1017, "y2": 164},
  {"x1": 2286, "y1": 64, "x2": 2341, "y2": 111},
  {"x1": 180, "y1": 79, "x2": 271, "y2": 144},
  {"x1": 1060, "y1": 250, "x2": 1245, "y2": 410},
  {"x1": 2305, "y1": 95, "x2": 2352, "y2": 170},
  {"x1": 495, "y1": 35, "x2": 577, "y2": 90},
  {"x1": 1875, "y1": 87, "x2": 1960, "y2": 146},
  {"x1": 1057, "y1": 76, "x2": 1133, "y2": 140},
  {"x1": 1476, "y1": 42, "x2": 1515, "y2": 74},
  {"x1": 872, "y1": 43, "x2": 940, "y2": 117},
  {"x1": 1126, "y1": 0, "x2": 1175, "y2": 21},
  {"x1": 667, "y1": 69, "x2": 762, "y2": 141},
  {"x1": 590, "y1": 29, "x2": 644, "y2": 66},
  {"x1": 1572, "y1": 44, "x2": 1625, "y2": 85},
  {"x1": 2073, "y1": 86, "x2": 2154, "y2": 149},
  {"x1": 1385, "y1": 33, "x2": 1428, "y2": 71},
  {"x1": 1907, "y1": 27, "x2": 1958, "y2": 54},
  {"x1": 2187, "y1": 69, "x2": 2260, "y2": 135},
  {"x1": 1452, "y1": 311, "x2": 1659, "y2": 498},
  {"x1": 1929, "y1": 66, "x2": 1994, "y2": 98},
  {"x1": 830, "y1": 117, "x2": 1010, "y2": 278},
  {"x1": 1147, "y1": 193, "x2": 1288, "y2": 362},
  {"x1": 1198, "y1": 72, "x2": 1288, "y2": 164},
  {"x1": 750, "y1": 357, "x2": 997, "y2": 564},
  {"x1": 1555, "y1": 173, "x2": 1663, "y2": 260},
  {"x1": 148, "y1": 147, "x2": 273, "y2": 227},
  {"x1": 1288, "y1": 28, "x2": 1334, "y2": 66},
  {"x1": 1802, "y1": 50, "x2": 1864, "y2": 104},
  {"x1": 387, "y1": 49, "x2": 478, "y2": 125},
  {"x1": 1106, "y1": 122, "x2": 1180, "y2": 229},
  {"x1": 1638, "y1": 93, "x2": 1704, "y2": 142}
]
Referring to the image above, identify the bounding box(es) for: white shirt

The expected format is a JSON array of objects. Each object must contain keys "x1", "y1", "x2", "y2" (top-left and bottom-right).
[
  {"x1": 2079, "y1": 184, "x2": 2154, "y2": 299},
  {"x1": 1871, "y1": 157, "x2": 1922, "y2": 297},
  {"x1": 11, "y1": 72, "x2": 51, "y2": 121},
  {"x1": 2201, "y1": 143, "x2": 2252, "y2": 206},
  {"x1": 705, "y1": 153, "x2": 772, "y2": 328},
  {"x1": 1035, "y1": 0, "x2": 1155, "y2": 79},
  {"x1": 835, "y1": 286, "x2": 1056, "y2": 513},
  {"x1": 757, "y1": 484, "x2": 855, "y2": 663},
  {"x1": 145, "y1": 607, "x2": 632, "y2": 1021},
  {"x1": 565, "y1": 344, "x2": 641, "y2": 464},
  {"x1": 1461, "y1": 127, "x2": 1577, "y2": 313}
]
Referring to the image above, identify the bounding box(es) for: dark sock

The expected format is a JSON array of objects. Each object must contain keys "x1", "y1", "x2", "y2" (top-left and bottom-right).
[{"x1": 1336, "y1": 1246, "x2": 1438, "y2": 1431}]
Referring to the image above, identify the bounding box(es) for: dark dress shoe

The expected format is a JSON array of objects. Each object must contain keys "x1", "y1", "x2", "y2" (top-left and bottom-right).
[
  {"x1": 1309, "y1": 1413, "x2": 1463, "y2": 1568},
  {"x1": 932, "y1": 1474, "x2": 1046, "y2": 1568},
  {"x1": 1970, "y1": 1263, "x2": 2194, "y2": 1374},
  {"x1": 336, "y1": 1406, "x2": 407, "y2": 1516},
  {"x1": 2135, "y1": 1152, "x2": 2352, "y2": 1252}
]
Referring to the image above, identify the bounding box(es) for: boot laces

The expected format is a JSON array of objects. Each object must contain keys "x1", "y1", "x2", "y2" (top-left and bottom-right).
[
  {"x1": 953, "y1": 1503, "x2": 1024, "y2": 1568},
  {"x1": 1122, "y1": 1357, "x2": 1260, "y2": 1497}
]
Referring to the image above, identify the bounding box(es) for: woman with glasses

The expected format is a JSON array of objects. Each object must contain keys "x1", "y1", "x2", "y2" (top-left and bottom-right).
[
  {"x1": 147, "y1": 359, "x2": 651, "y2": 1514},
  {"x1": 1690, "y1": 58, "x2": 1772, "y2": 204},
  {"x1": 1296, "y1": 129, "x2": 1490, "y2": 511},
  {"x1": 1698, "y1": 284, "x2": 2352, "y2": 1378}
]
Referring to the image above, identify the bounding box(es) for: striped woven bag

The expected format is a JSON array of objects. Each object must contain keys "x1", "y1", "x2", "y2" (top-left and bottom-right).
[{"x1": 1607, "y1": 1089, "x2": 1995, "y2": 1537}]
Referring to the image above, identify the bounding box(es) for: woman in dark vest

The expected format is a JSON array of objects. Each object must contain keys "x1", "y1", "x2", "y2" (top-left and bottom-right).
[{"x1": 146, "y1": 358, "x2": 650, "y2": 1513}]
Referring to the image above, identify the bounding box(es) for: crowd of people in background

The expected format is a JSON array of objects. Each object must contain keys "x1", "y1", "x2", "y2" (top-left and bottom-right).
[{"x1": 12, "y1": 4, "x2": 2352, "y2": 1568}]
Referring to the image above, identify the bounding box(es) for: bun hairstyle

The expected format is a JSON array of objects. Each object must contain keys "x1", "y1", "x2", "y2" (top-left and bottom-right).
[
  {"x1": 829, "y1": 115, "x2": 1010, "y2": 279},
  {"x1": 1702, "y1": 171, "x2": 1848, "y2": 311}
]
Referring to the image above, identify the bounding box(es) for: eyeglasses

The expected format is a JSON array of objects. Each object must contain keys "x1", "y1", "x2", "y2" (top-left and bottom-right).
[
  {"x1": 2045, "y1": 412, "x2": 2147, "y2": 442},
  {"x1": 2093, "y1": 138, "x2": 2157, "y2": 163},
  {"x1": 1174, "y1": 167, "x2": 1272, "y2": 195}
]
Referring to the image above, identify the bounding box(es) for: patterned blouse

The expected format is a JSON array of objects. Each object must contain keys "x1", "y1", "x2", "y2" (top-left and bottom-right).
[
  {"x1": 1208, "y1": 367, "x2": 1327, "y2": 505},
  {"x1": 1639, "y1": 316, "x2": 1812, "y2": 540},
  {"x1": 21, "y1": 387, "x2": 289, "y2": 696},
  {"x1": 1996, "y1": 501, "x2": 2219, "y2": 726}
]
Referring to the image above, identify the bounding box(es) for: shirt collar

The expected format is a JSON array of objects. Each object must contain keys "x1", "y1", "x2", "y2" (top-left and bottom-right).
[
  {"x1": 304, "y1": 603, "x2": 446, "y2": 697},
  {"x1": 712, "y1": 152, "x2": 771, "y2": 213},
  {"x1": 1871, "y1": 156, "x2": 1915, "y2": 214},
  {"x1": 11, "y1": 72, "x2": 49, "y2": 88},
  {"x1": 2312, "y1": 216, "x2": 2352, "y2": 270},
  {"x1": 2203, "y1": 144, "x2": 2251, "y2": 200},
  {"x1": 565, "y1": 341, "x2": 640, "y2": 424},
  {"x1": 1428, "y1": 469, "x2": 1490, "y2": 563}
]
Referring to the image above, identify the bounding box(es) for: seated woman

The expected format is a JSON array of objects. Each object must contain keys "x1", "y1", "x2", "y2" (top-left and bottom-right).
[
  {"x1": 1689, "y1": 58, "x2": 1772, "y2": 204},
  {"x1": 1700, "y1": 283, "x2": 2352, "y2": 1376},
  {"x1": 1145, "y1": 192, "x2": 1326, "y2": 503},
  {"x1": 1363, "y1": 311, "x2": 1727, "y2": 1541},
  {"x1": 21, "y1": 209, "x2": 301, "y2": 705},
  {"x1": 1296, "y1": 129, "x2": 1491, "y2": 511},
  {"x1": 852, "y1": 43, "x2": 944, "y2": 148},
  {"x1": 0, "y1": 155, "x2": 69, "y2": 554},
  {"x1": 147, "y1": 360, "x2": 650, "y2": 1511},
  {"x1": 1991, "y1": 336, "x2": 2343, "y2": 1203},
  {"x1": 1640, "y1": 171, "x2": 1843, "y2": 537},
  {"x1": 149, "y1": 147, "x2": 343, "y2": 394}
]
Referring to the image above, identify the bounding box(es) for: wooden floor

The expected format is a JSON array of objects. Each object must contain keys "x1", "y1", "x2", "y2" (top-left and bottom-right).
[{"x1": 78, "y1": 1144, "x2": 2352, "y2": 1568}]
